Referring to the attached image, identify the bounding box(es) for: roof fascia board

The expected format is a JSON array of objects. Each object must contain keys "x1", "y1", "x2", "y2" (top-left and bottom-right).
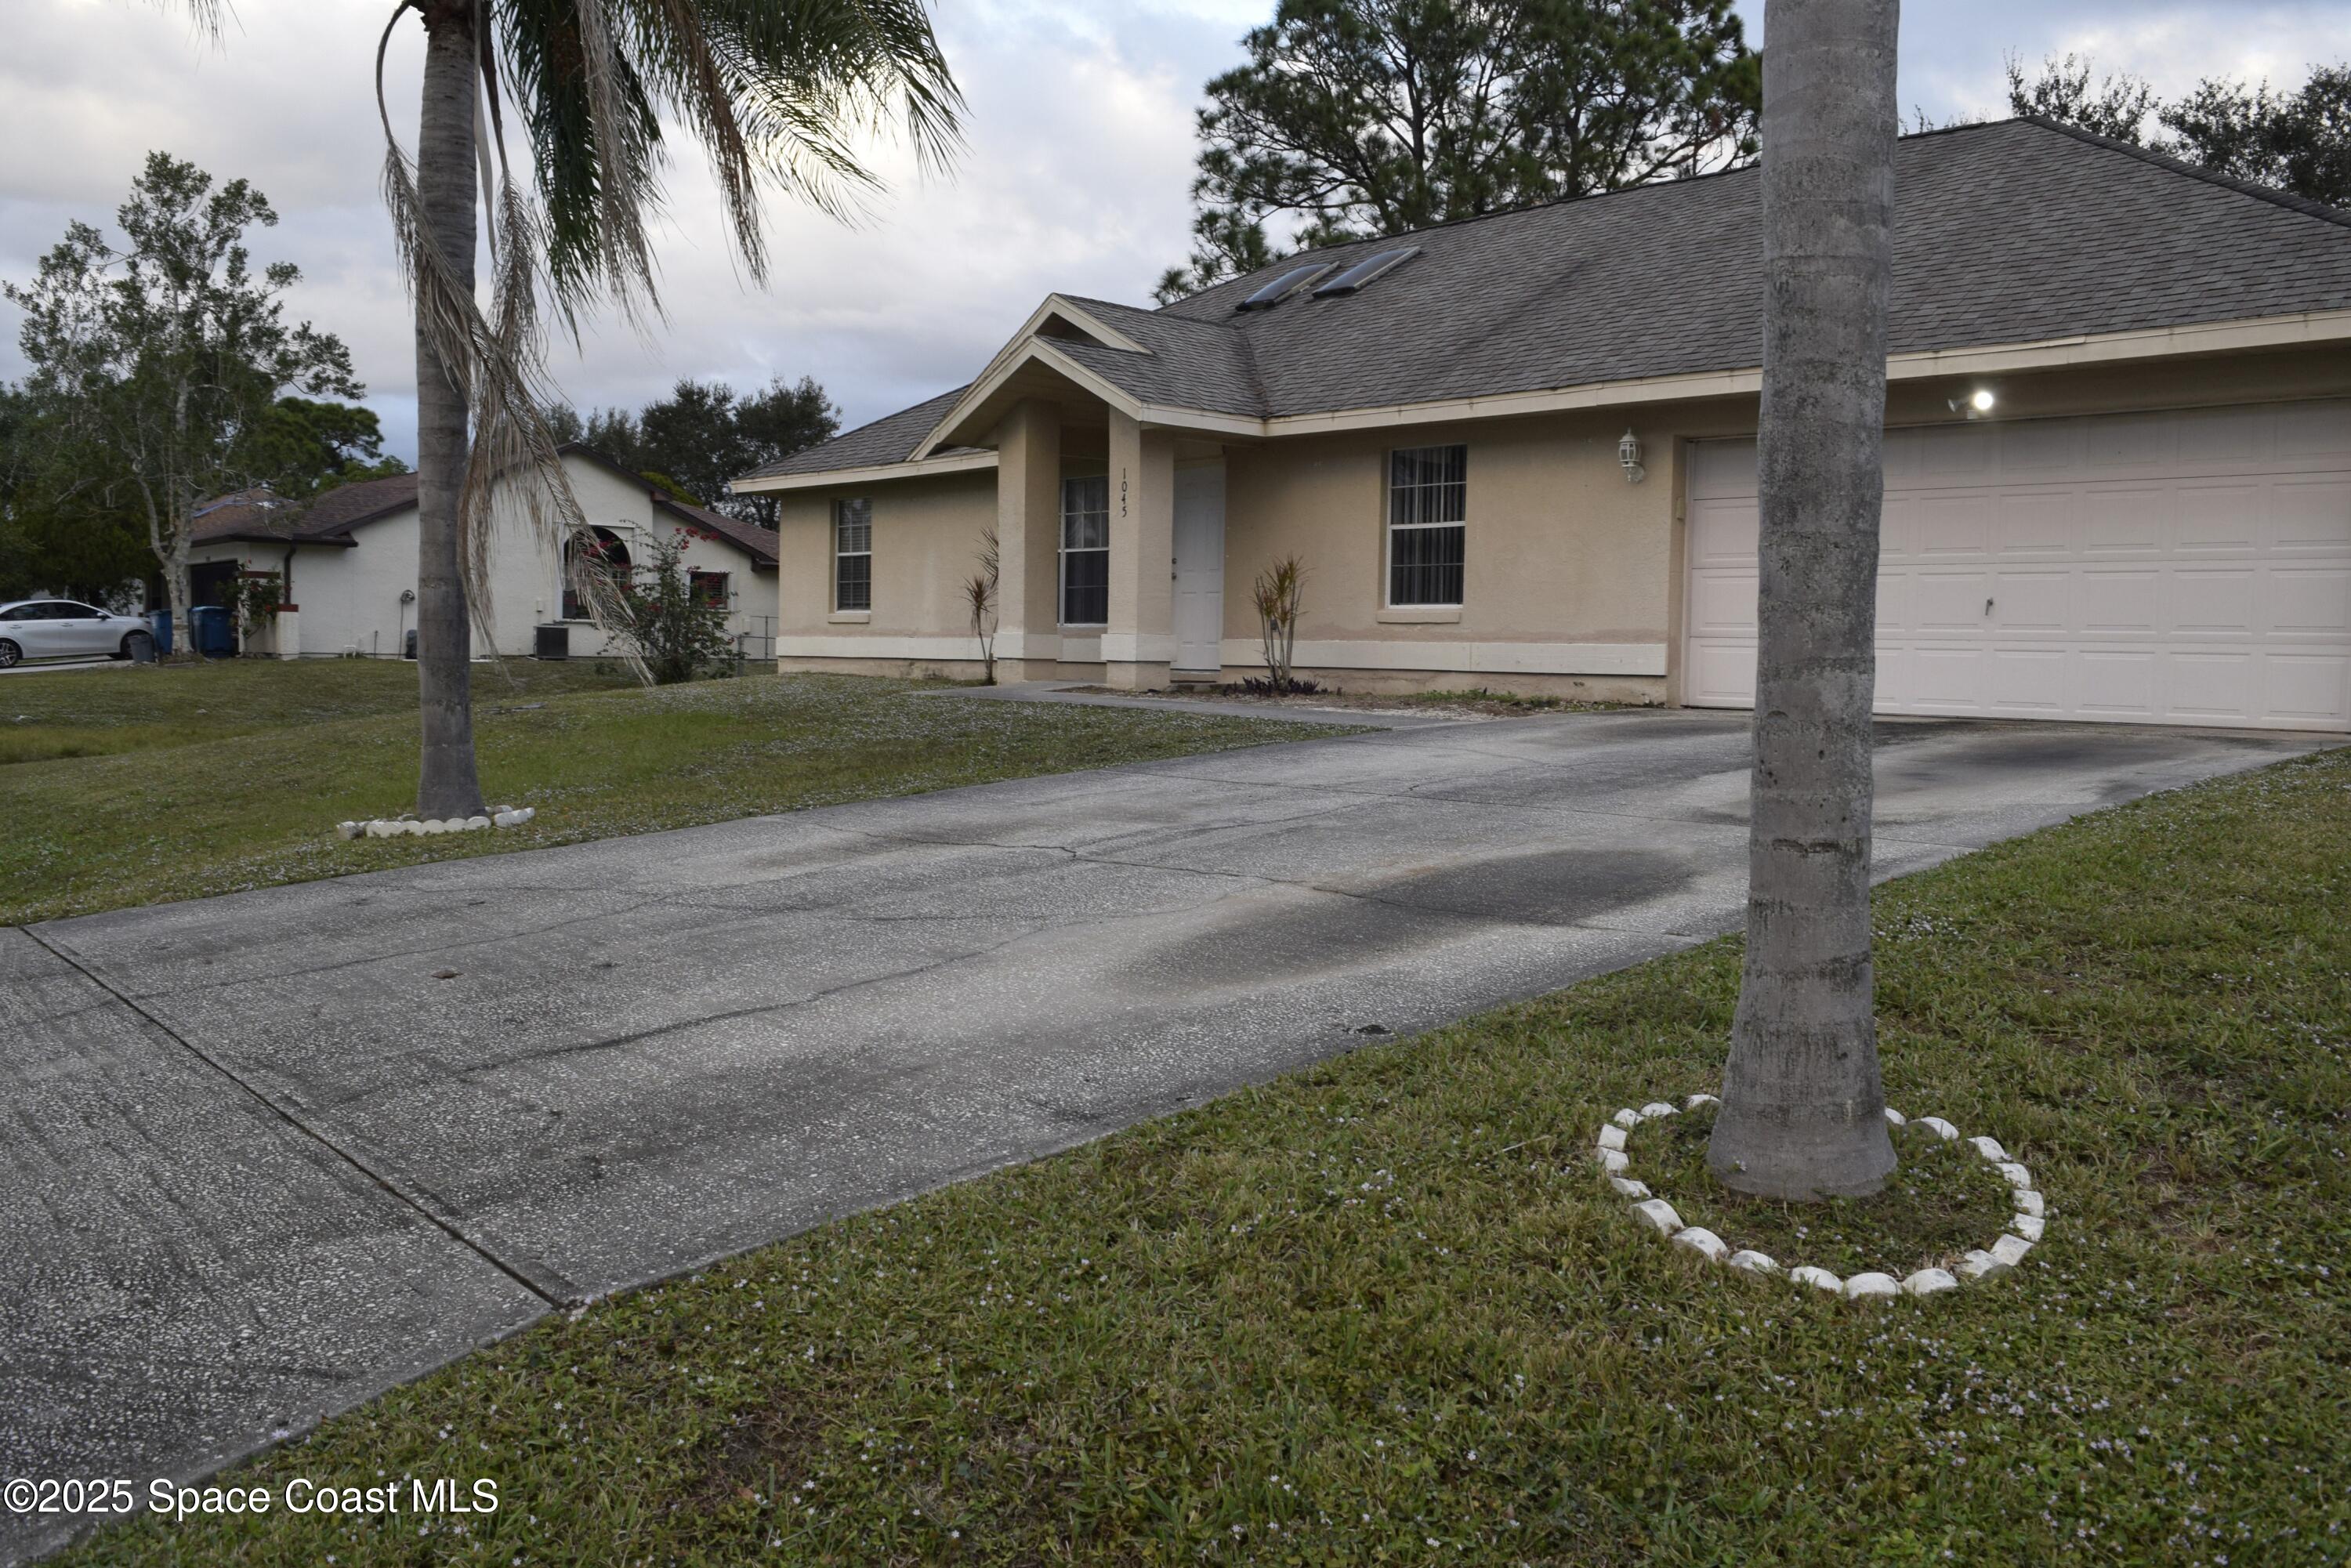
[
  {"x1": 1878, "y1": 306, "x2": 2351, "y2": 378},
  {"x1": 914, "y1": 295, "x2": 1154, "y2": 458},
  {"x1": 1038, "y1": 295, "x2": 1150, "y2": 355},
  {"x1": 1131, "y1": 402, "x2": 1267, "y2": 439},
  {"x1": 909, "y1": 339, "x2": 1148, "y2": 460},
  {"x1": 201, "y1": 531, "x2": 360, "y2": 549},
  {"x1": 778, "y1": 306, "x2": 2351, "y2": 485},
  {"x1": 1262, "y1": 307, "x2": 2351, "y2": 437},
  {"x1": 730, "y1": 448, "x2": 999, "y2": 495}
]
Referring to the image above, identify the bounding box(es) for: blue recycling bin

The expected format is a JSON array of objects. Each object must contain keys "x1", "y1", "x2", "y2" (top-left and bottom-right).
[
  {"x1": 190, "y1": 604, "x2": 235, "y2": 657},
  {"x1": 151, "y1": 609, "x2": 173, "y2": 655}
]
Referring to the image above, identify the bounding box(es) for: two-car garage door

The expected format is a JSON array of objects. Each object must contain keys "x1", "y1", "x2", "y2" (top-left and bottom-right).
[{"x1": 1682, "y1": 400, "x2": 2351, "y2": 731}]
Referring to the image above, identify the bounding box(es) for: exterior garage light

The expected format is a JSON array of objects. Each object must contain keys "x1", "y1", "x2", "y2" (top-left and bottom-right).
[
  {"x1": 1950, "y1": 387, "x2": 1997, "y2": 417},
  {"x1": 1618, "y1": 429, "x2": 1646, "y2": 483}
]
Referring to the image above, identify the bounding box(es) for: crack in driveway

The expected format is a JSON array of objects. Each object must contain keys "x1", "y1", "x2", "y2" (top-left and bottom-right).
[{"x1": 4, "y1": 711, "x2": 2327, "y2": 1566}]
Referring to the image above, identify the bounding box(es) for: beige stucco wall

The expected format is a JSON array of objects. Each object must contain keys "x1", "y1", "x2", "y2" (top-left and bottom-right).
[
  {"x1": 184, "y1": 454, "x2": 780, "y2": 660},
  {"x1": 774, "y1": 469, "x2": 1002, "y2": 676},
  {"x1": 1218, "y1": 405, "x2": 1721, "y2": 699},
  {"x1": 1219, "y1": 343, "x2": 2351, "y2": 699},
  {"x1": 762, "y1": 340, "x2": 2351, "y2": 698}
]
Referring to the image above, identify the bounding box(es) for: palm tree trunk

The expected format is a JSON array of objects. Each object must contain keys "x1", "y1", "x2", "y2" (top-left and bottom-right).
[
  {"x1": 1705, "y1": 0, "x2": 1901, "y2": 1200},
  {"x1": 411, "y1": 0, "x2": 487, "y2": 819}
]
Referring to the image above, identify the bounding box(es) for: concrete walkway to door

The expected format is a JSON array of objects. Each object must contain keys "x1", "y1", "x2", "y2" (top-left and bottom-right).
[{"x1": 1, "y1": 708, "x2": 2327, "y2": 1563}]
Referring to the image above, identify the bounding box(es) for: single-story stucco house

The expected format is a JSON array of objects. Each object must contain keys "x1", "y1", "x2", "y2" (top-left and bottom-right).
[
  {"x1": 731, "y1": 118, "x2": 2351, "y2": 733},
  {"x1": 188, "y1": 446, "x2": 781, "y2": 660}
]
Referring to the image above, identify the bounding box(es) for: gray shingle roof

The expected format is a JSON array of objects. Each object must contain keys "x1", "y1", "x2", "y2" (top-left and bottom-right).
[
  {"x1": 751, "y1": 117, "x2": 2351, "y2": 479},
  {"x1": 737, "y1": 386, "x2": 980, "y2": 481},
  {"x1": 1050, "y1": 298, "x2": 1265, "y2": 416}
]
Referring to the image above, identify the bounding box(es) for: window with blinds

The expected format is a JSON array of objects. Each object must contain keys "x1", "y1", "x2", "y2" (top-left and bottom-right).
[{"x1": 1387, "y1": 444, "x2": 1465, "y2": 607}]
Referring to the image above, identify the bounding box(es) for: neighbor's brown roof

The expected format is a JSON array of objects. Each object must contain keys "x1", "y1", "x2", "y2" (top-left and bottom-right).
[
  {"x1": 187, "y1": 458, "x2": 780, "y2": 569},
  {"x1": 654, "y1": 494, "x2": 779, "y2": 570},
  {"x1": 189, "y1": 473, "x2": 421, "y2": 547},
  {"x1": 752, "y1": 116, "x2": 2351, "y2": 479}
]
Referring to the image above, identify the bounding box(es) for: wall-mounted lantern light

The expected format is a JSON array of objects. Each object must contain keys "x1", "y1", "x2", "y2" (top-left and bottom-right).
[{"x1": 1618, "y1": 428, "x2": 1646, "y2": 483}]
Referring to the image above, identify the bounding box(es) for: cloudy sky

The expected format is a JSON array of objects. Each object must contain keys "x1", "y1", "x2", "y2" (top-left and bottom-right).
[{"x1": 4, "y1": 0, "x2": 2346, "y2": 463}]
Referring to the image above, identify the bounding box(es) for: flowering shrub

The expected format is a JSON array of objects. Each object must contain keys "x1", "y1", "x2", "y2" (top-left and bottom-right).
[{"x1": 614, "y1": 527, "x2": 732, "y2": 683}]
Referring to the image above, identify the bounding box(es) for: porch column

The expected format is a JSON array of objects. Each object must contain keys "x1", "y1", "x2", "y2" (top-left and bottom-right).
[
  {"x1": 1103, "y1": 407, "x2": 1176, "y2": 690},
  {"x1": 991, "y1": 398, "x2": 1062, "y2": 681}
]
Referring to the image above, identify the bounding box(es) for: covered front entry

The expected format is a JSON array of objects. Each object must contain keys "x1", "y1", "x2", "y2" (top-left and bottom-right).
[
  {"x1": 1172, "y1": 461, "x2": 1226, "y2": 675},
  {"x1": 1682, "y1": 400, "x2": 2351, "y2": 732}
]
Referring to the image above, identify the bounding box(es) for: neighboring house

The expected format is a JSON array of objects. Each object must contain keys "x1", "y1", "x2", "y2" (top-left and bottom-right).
[
  {"x1": 733, "y1": 118, "x2": 2351, "y2": 733},
  {"x1": 187, "y1": 446, "x2": 780, "y2": 660}
]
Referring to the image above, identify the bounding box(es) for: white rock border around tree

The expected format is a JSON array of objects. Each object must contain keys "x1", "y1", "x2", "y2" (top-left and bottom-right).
[
  {"x1": 1594, "y1": 1093, "x2": 2044, "y2": 1302},
  {"x1": 335, "y1": 805, "x2": 536, "y2": 840}
]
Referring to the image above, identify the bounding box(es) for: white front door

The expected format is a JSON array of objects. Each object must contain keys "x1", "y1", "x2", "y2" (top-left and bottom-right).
[
  {"x1": 1172, "y1": 462, "x2": 1226, "y2": 673},
  {"x1": 1683, "y1": 401, "x2": 2351, "y2": 732}
]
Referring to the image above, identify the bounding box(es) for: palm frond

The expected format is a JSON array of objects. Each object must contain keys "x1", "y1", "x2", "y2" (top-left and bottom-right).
[
  {"x1": 494, "y1": 0, "x2": 668, "y2": 324},
  {"x1": 495, "y1": 0, "x2": 965, "y2": 306},
  {"x1": 152, "y1": 0, "x2": 230, "y2": 38}
]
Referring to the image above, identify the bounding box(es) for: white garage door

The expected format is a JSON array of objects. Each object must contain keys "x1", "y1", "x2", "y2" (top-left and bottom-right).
[{"x1": 1682, "y1": 400, "x2": 2351, "y2": 732}]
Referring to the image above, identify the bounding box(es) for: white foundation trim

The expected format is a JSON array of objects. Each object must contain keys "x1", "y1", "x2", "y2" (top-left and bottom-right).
[
  {"x1": 780, "y1": 634, "x2": 989, "y2": 661},
  {"x1": 1220, "y1": 637, "x2": 1668, "y2": 676},
  {"x1": 994, "y1": 629, "x2": 1060, "y2": 660},
  {"x1": 1100, "y1": 632, "x2": 1178, "y2": 663}
]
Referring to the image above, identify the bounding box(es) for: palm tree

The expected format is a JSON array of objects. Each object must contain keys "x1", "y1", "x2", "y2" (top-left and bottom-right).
[
  {"x1": 1704, "y1": 0, "x2": 1901, "y2": 1200},
  {"x1": 169, "y1": 0, "x2": 962, "y2": 817}
]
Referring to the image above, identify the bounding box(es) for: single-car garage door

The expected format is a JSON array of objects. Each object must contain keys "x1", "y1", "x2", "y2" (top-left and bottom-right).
[{"x1": 1682, "y1": 400, "x2": 2351, "y2": 732}]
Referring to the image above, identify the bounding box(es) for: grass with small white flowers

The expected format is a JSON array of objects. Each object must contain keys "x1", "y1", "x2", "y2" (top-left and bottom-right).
[
  {"x1": 1636, "y1": 1104, "x2": 2021, "y2": 1280},
  {"x1": 53, "y1": 745, "x2": 2351, "y2": 1566},
  {"x1": 0, "y1": 664, "x2": 1338, "y2": 925}
]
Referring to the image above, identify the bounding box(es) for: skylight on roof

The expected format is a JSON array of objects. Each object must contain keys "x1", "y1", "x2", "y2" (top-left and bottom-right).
[
  {"x1": 1310, "y1": 246, "x2": 1422, "y2": 297},
  {"x1": 1234, "y1": 263, "x2": 1334, "y2": 310}
]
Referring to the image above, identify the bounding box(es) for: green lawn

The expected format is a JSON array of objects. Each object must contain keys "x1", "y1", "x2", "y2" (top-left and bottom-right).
[
  {"x1": 0, "y1": 661, "x2": 1336, "y2": 926},
  {"x1": 62, "y1": 745, "x2": 2350, "y2": 1565},
  {"x1": 0, "y1": 656, "x2": 634, "y2": 763}
]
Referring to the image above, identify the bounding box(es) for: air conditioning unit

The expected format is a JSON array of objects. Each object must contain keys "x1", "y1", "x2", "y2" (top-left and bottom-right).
[{"x1": 534, "y1": 624, "x2": 570, "y2": 661}]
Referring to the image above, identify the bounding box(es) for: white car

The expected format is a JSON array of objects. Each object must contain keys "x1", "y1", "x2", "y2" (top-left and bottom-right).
[{"x1": 0, "y1": 599, "x2": 156, "y2": 668}]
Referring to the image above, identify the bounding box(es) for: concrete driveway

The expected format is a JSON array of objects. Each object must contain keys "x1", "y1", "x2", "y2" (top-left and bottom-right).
[{"x1": 0, "y1": 708, "x2": 2327, "y2": 1561}]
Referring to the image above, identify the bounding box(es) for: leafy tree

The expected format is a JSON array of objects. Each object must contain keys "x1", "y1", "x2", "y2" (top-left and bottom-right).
[
  {"x1": 2002, "y1": 52, "x2": 2158, "y2": 142},
  {"x1": 152, "y1": 0, "x2": 959, "y2": 817},
  {"x1": 2003, "y1": 52, "x2": 2351, "y2": 208},
  {"x1": 0, "y1": 383, "x2": 154, "y2": 601},
  {"x1": 1158, "y1": 0, "x2": 1759, "y2": 300},
  {"x1": 1707, "y1": 0, "x2": 1900, "y2": 1200},
  {"x1": 235, "y1": 397, "x2": 409, "y2": 502},
  {"x1": 2, "y1": 152, "x2": 360, "y2": 653},
  {"x1": 547, "y1": 375, "x2": 839, "y2": 527},
  {"x1": 541, "y1": 401, "x2": 643, "y2": 461},
  {"x1": 2161, "y1": 65, "x2": 2351, "y2": 208}
]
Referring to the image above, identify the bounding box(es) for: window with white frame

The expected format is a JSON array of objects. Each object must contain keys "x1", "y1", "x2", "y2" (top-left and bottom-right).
[
  {"x1": 834, "y1": 498, "x2": 871, "y2": 611},
  {"x1": 563, "y1": 527, "x2": 633, "y2": 620},
  {"x1": 1060, "y1": 475, "x2": 1110, "y2": 626},
  {"x1": 1386, "y1": 444, "x2": 1466, "y2": 607}
]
